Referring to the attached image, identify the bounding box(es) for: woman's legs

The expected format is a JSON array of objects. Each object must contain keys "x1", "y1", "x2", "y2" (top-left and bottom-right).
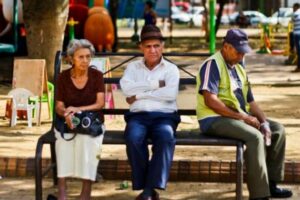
[
  {"x1": 58, "y1": 178, "x2": 67, "y2": 200},
  {"x1": 57, "y1": 178, "x2": 92, "y2": 200},
  {"x1": 80, "y1": 179, "x2": 92, "y2": 200}
]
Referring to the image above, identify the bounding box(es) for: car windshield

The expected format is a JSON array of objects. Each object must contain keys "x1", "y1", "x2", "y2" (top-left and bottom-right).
[
  {"x1": 244, "y1": 11, "x2": 266, "y2": 19},
  {"x1": 271, "y1": 8, "x2": 293, "y2": 18},
  {"x1": 172, "y1": 6, "x2": 181, "y2": 13}
]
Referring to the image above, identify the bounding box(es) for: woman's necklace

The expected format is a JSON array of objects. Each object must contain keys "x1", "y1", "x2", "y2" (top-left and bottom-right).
[{"x1": 71, "y1": 68, "x2": 87, "y2": 79}]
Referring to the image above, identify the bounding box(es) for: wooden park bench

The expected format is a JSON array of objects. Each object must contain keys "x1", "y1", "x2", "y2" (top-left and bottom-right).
[{"x1": 34, "y1": 51, "x2": 244, "y2": 200}]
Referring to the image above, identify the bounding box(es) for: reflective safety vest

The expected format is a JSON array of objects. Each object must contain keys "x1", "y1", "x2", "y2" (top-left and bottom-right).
[{"x1": 196, "y1": 51, "x2": 250, "y2": 120}]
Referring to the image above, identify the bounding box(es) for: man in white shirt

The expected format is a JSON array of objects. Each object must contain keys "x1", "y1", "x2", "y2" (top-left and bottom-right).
[{"x1": 120, "y1": 25, "x2": 180, "y2": 200}]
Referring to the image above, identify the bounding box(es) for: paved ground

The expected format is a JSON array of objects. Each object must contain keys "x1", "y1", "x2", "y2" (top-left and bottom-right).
[{"x1": 0, "y1": 178, "x2": 299, "y2": 200}]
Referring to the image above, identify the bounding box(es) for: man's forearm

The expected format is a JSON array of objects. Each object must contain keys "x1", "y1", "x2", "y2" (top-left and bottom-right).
[
  {"x1": 249, "y1": 101, "x2": 267, "y2": 123},
  {"x1": 203, "y1": 91, "x2": 260, "y2": 128},
  {"x1": 206, "y1": 97, "x2": 246, "y2": 120}
]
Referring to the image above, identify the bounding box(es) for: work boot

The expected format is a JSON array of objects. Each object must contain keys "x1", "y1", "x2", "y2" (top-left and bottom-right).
[{"x1": 269, "y1": 181, "x2": 293, "y2": 198}]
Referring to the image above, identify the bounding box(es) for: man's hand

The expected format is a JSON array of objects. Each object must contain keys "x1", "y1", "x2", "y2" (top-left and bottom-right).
[
  {"x1": 260, "y1": 121, "x2": 272, "y2": 146},
  {"x1": 242, "y1": 115, "x2": 260, "y2": 129},
  {"x1": 126, "y1": 95, "x2": 136, "y2": 104},
  {"x1": 159, "y1": 80, "x2": 165, "y2": 88}
]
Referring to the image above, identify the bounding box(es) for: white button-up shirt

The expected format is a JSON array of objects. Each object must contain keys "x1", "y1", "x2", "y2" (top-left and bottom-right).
[{"x1": 120, "y1": 57, "x2": 180, "y2": 113}]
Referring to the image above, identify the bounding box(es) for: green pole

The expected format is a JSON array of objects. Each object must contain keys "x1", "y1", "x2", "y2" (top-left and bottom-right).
[
  {"x1": 259, "y1": 0, "x2": 264, "y2": 14},
  {"x1": 67, "y1": 18, "x2": 78, "y2": 41},
  {"x1": 88, "y1": 0, "x2": 94, "y2": 8},
  {"x1": 69, "y1": 26, "x2": 75, "y2": 41},
  {"x1": 209, "y1": 0, "x2": 216, "y2": 53}
]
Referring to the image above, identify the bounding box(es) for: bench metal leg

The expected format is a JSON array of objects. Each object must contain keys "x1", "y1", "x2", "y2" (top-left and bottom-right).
[
  {"x1": 236, "y1": 143, "x2": 244, "y2": 200},
  {"x1": 35, "y1": 139, "x2": 43, "y2": 200},
  {"x1": 50, "y1": 142, "x2": 58, "y2": 185}
]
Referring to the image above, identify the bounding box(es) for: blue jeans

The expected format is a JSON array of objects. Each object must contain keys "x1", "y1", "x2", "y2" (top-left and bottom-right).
[
  {"x1": 124, "y1": 112, "x2": 180, "y2": 190},
  {"x1": 294, "y1": 34, "x2": 300, "y2": 68}
]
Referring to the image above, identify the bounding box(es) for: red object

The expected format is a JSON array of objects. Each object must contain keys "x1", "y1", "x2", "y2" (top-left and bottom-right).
[
  {"x1": 271, "y1": 49, "x2": 285, "y2": 55},
  {"x1": 71, "y1": 0, "x2": 88, "y2": 6},
  {"x1": 94, "y1": 0, "x2": 105, "y2": 7},
  {"x1": 5, "y1": 100, "x2": 27, "y2": 120},
  {"x1": 264, "y1": 33, "x2": 271, "y2": 49},
  {"x1": 174, "y1": 2, "x2": 190, "y2": 12},
  {"x1": 67, "y1": 4, "x2": 89, "y2": 39},
  {"x1": 20, "y1": 26, "x2": 26, "y2": 36},
  {"x1": 84, "y1": 7, "x2": 115, "y2": 51}
]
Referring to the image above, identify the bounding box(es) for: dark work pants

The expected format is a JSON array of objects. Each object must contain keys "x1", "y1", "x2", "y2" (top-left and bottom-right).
[
  {"x1": 204, "y1": 117, "x2": 285, "y2": 199},
  {"x1": 124, "y1": 112, "x2": 180, "y2": 190}
]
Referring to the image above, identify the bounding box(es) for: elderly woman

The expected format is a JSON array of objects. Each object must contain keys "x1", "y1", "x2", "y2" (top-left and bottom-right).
[{"x1": 54, "y1": 39, "x2": 105, "y2": 200}]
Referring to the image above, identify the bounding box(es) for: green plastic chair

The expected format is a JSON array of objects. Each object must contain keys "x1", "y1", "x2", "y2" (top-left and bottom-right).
[
  {"x1": 29, "y1": 82, "x2": 54, "y2": 119},
  {"x1": 44, "y1": 82, "x2": 54, "y2": 119}
]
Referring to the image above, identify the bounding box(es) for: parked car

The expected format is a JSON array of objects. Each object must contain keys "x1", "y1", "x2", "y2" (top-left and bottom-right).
[
  {"x1": 190, "y1": 7, "x2": 230, "y2": 27},
  {"x1": 229, "y1": 10, "x2": 269, "y2": 26},
  {"x1": 190, "y1": 6, "x2": 204, "y2": 27},
  {"x1": 171, "y1": 6, "x2": 192, "y2": 24},
  {"x1": 268, "y1": 7, "x2": 293, "y2": 27},
  {"x1": 220, "y1": 15, "x2": 230, "y2": 25},
  {"x1": 174, "y1": 1, "x2": 191, "y2": 12}
]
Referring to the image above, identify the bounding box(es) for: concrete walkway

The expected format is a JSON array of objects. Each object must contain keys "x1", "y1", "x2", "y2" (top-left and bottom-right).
[
  {"x1": 245, "y1": 53, "x2": 300, "y2": 85},
  {"x1": 0, "y1": 178, "x2": 299, "y2": 200}
]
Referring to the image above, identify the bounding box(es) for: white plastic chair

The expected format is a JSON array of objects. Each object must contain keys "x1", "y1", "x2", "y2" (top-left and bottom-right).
[{"x1": 8, "y1": 88, "x2": 39, "y2": 127}]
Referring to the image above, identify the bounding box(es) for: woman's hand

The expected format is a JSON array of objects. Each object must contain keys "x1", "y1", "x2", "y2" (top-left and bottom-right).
[
  {"x1": 64, "y1": 106, "x2": 81, "y2": 130},
  {"x1": 65, "y1": 113, "x2": 74, "y2": 129},
  {"x1": 64, "y1": 106, "x2": 81, "y2": 117}
]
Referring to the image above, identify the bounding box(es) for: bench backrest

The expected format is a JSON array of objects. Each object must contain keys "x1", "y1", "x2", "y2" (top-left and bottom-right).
[{"x1": 51, "y1": 51, "x2": 211, "y2": 129}]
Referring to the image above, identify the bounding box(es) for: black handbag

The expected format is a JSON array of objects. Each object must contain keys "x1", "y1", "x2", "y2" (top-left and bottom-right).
[{"x1": 56, "y1": 111, "x2": 104, "y2": 141}]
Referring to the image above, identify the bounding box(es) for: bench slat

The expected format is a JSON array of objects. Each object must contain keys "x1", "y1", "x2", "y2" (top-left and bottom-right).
[
  {"x1": 103, "y1": 131, "x2": 242, "y2": 146},
  {"x1": 104, "y1": 77, "x2": 196, "y2": 85},
  {"x1": 102, "y1": 109, "x2": 196, "y2": 115},
  {"x1": 38, "y1": 129, "x2": 242, "y2": 146}
]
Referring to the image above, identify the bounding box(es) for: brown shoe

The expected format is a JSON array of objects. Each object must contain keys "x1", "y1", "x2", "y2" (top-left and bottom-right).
[
  {"x1": 152, "y1": 190, "x2": 160, "y2": 200},
  {"x1": 292, "y1": 68, "x2": 300, "y2": 73},
  {"x1": 135, "y1": 192, "x2": 152, "y2": 200}
]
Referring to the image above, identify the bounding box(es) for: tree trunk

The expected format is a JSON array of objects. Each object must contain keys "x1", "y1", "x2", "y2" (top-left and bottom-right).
[{"x1": 23, "y1": 0, "x2": 68, "y2": 81}]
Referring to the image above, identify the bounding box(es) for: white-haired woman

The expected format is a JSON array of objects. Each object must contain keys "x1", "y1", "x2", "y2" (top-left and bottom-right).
[{"x1": 55, "y1": 39, "x2": 105, "y2": 200}]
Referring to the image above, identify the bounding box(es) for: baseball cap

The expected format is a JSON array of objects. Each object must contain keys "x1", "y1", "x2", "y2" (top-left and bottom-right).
[
  {"x1": 140, "y1": 25, "x2": 164, "y2": 42},
  {"x1": 224, "y1": 29, "x2": 252, "y2": 53}
]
